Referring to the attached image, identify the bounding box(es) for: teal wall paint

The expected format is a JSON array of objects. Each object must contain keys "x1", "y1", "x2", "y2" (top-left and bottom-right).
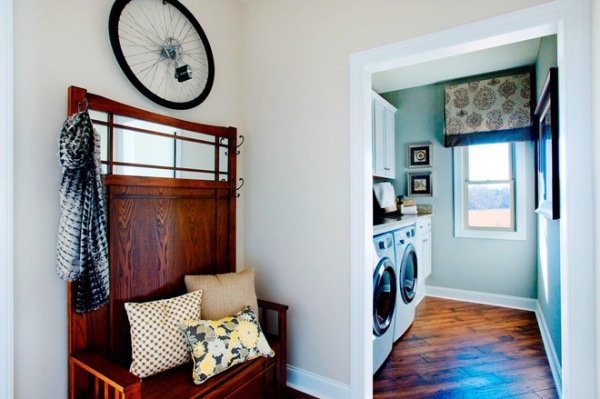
[
  {"x1": 382, "y1": 76, "x2": 538, "y2": 299},
  {"x1": 535, "y1": 35, "x2": 561, "y2": 365}
]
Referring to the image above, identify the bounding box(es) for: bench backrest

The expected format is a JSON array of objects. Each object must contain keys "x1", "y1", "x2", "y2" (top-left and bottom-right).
[{"x1": 66, "y1": 86, "x2": 238, "y2": 368}]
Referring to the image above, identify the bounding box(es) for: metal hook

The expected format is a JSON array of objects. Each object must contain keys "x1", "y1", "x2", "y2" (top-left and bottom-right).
[
  {"x1": 77, "y1": 98, "x2": 89, "y2": 113},
  {"x1": 236, "y1": 135, "x2": 245, "y2": 155},
  {"x1": 221, "y1": 135, "x2": 244, "y2": 156},
  {"x1": 219, "y1": 137, "x2": 229, "y2": 156},
  {"x1": 234, "y1": 178, "x2": 244, "y2": 198}
]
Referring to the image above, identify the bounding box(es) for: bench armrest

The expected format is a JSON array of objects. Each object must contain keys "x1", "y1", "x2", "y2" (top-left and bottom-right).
[
  {"x1": 257, "y1": 299, "x2": 288, "y2": 340},
  {"x1": 70, "y1": 351, "x2": 142, "y2": 399},
  {"x1": 257, "y1": 299, "x2": 288, "y2": 396}
]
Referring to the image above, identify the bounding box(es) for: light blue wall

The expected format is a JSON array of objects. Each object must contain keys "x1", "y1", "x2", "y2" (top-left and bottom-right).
[
  {"x1": 382, "y1": 77, "x2": 538, "y2": 299},
  {"x1": 535, "y1": 35, "x2": 561, "y2": 365}
]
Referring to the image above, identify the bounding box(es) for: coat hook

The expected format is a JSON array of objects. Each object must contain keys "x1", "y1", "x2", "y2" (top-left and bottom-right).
[
  {"x1": 234, "y1": 178, "x2": 244, "y2": 198},
  {"x1": 236, "y1": 135, "x2": 245, "y2": 155},
  {"x1": 219, "y1": 137, "x2": 229, "y2": 156},
  {"x1": 221, "y1": 135, "x2": 244, "y2": 156},
  {"x1": 77, "y1": 98, "x2": 89, "y2": 113}
]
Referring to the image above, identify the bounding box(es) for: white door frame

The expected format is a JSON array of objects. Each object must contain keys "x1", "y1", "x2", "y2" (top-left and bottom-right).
[
  {"x1": 349, "y1": 1, "x2": 595, "y2": 398},
  {"x1": 0, "y1": 0, "x2": 13, "y2": 398}
]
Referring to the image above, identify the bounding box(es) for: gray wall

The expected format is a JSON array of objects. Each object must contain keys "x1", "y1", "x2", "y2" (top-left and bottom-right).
[
  {"x1": 382, "y1": 77, "x2": 538, "y2": 299},
  {"x1": 535, "y1": 35, "x2": 561, "y2": 365}
]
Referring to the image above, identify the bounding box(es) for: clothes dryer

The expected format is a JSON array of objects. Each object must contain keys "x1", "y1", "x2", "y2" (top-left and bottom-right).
[
  {"x1": 393, "y1": 225, "x2": 418, "y2": 341},
  {"x1": 372, "y1": 232, "x2": 397, "y2": 373}
]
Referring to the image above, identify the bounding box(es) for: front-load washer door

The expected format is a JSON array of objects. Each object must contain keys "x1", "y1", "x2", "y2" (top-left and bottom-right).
[
  {"x1": 399, "y1": 244, "x2": 418, "y2": 304},
  {"x1": 373, "y1": 257, "x2": 397, "y2": 336}
]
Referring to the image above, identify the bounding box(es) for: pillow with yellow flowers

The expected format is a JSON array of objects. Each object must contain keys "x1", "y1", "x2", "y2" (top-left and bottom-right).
[{"x1": 179, "y1": 306, "x2": 275, "y2": 385}]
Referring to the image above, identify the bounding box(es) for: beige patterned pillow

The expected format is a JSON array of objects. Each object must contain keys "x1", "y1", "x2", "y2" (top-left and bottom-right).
[
  {"x1": 125, "y1": 290, "x2": 202, "y2": 378},
  {"x1": 184, "y1": 268, "x2": 259, "y2": 320}
]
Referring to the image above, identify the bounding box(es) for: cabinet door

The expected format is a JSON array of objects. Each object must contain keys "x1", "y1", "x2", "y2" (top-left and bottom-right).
[
  {"x1": 372, "y1": 98, "x2": 386, "y2": 176},
  {"x1": 383, "y1": 106, "x2": 395, "y2": 178},
  {"x1": 372, "y1": 92, "x2": 396, "y2": 178},
  {"x1": 421, "y1": 231, "x2": 432, "y2": 279}
]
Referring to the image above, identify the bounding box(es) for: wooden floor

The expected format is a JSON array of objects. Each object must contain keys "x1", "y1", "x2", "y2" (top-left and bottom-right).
[
  {"x1": 286, "y1": 387, "x2": 318, "y2": 398},
  {"x1": 374, "y1": 297, "x2": 558, "y2": 399}
]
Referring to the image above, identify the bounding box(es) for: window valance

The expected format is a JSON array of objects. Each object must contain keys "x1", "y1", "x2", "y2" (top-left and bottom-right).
[{"x1": 444, "y1": 72, "x2": 534, "y2": 147}]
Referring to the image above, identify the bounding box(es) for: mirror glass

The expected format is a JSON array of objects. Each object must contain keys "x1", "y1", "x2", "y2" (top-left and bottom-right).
[{"x1": 89, "y1": 110, "x2": 228, "y2": 181}]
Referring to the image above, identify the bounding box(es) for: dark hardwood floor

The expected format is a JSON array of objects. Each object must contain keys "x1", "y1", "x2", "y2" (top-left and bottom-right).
[
  {"x1": 287, "y1": 387, "x2": 318, "y2": 398},
  {"x1": 374, "y1": 297, "x2": 558, "y2": 398}
]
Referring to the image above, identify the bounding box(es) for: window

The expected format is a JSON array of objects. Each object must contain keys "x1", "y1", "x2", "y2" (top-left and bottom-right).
[{"x1": 453, "y1": 142, "x2": 526, "y2": 240}]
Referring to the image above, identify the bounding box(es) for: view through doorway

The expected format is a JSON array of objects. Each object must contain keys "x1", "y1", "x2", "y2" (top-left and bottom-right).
[{"x1": 349, "y1": 2, "x2": 594, "y2": 398}]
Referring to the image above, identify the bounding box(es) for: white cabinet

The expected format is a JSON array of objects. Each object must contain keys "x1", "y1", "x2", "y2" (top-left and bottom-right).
[
  {"x1": 372, "y1": 91, "x2": 396, "y2": 179},
  {"x1": 415, "y1": 218, "x2": 432, "y2": 280}
]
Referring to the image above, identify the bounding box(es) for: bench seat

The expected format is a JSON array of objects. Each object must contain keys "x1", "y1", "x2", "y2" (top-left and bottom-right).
[{"x1": 69, "y1": 300, "x2": 287, "y2": 399}]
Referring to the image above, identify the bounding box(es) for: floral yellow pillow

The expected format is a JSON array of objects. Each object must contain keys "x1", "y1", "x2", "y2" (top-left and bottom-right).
[{"x1": 179, "y1": 306, "x2": 275, "y2": 385}]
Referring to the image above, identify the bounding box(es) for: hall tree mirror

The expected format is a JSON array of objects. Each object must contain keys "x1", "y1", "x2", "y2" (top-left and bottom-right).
[{"x1": 88, "y1": 109, "x2": 230, "y2": 181}]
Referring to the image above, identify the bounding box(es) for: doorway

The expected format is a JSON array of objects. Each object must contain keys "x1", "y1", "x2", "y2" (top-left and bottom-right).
[{"x1": 349, "y1": 2, "x2": 595, "y2": 398}]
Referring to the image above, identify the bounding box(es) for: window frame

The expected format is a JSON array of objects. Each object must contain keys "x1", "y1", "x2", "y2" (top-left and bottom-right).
[{"x1": 453, "y1": 142, "x2": 527, "y2": 240}]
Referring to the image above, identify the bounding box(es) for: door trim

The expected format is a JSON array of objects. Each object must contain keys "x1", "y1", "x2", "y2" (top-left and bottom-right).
[
  {"x1": 349, "y1": 1, "x2": 594, "y2": 398},
  {"x1": 0, "y1": 1, "x2": 14, "y2": 398}
]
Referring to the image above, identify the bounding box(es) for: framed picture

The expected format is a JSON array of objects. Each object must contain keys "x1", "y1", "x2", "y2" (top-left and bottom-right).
[
  {"x1": 407, "y1": 172, "x2": 433, "y2": 196},
  {"x1": 407, "y1": 142, "x2": 432, "y2": 168},
  {"x1": 535, "y1": 68, "x2": 559, "y2": 220}
]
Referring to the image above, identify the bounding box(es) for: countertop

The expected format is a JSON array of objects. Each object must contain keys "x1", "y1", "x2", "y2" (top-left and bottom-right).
[{"x1": 373, "y1": 212, "x2": 433, "y2": 235}]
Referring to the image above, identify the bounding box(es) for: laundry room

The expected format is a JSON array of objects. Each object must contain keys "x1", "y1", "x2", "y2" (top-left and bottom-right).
[{"x1": 369, "y1": 34, "x2": 562, "y2": 396}]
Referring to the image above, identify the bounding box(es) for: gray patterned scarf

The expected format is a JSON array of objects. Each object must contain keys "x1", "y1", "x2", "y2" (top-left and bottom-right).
[{"x1": 57, "y1": 109, "x2": 109, "y2": 313}]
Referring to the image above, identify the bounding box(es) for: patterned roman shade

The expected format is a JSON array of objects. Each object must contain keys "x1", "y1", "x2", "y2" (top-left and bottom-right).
[{"x1": 444, "y1": 72, "x2": 534, "y2": 147}]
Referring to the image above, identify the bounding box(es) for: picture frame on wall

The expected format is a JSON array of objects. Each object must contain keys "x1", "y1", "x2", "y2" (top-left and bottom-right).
[
  {"x1": 407, "y1": 142, "x2": 432, "y2": 168},
  {"x1": 407, "y1": 172, "x2": 433, "y2": 196},
  {"x1": 535, "y1": 68, "x2": 560, "y2": 220}
]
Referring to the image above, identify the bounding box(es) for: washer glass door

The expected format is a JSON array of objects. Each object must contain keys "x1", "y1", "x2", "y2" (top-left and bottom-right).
[
  {"x1": 373, "y1": 258, "x2": 397, "y2": 336},
  {"x1": 399, "y1": 244, "x2": 418, "y2": 304}
]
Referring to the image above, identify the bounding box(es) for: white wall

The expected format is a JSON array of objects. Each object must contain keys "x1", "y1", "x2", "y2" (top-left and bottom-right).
[
  {"x1": 1, "y1": 0, "x2": 14, "y2": 398},
  {"x1": 241, "y1": 0, "x2": 548, "y2": 387},
  {"x1": 12, "y1": 1, "x2": 243, "y2": 397},
  {"x1": 592, "y1": 0, "x2": 600, "y2": 396}
]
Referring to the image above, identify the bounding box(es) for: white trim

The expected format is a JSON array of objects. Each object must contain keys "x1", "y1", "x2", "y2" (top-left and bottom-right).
[
  {"x1": 453, "y1": 143, "x2": 527, "y2": 241},
  {"x1": 425, "y1": 285, "x2": 537, "y2": 311},
  {"x1": 0, "y1": 1, "x2": 13, "y2": 398},
  {"x1": 536, "y1": 301, "x2": 563, "y2": 397},
  {"x1": 287, "y1": 365, "x2": 351, "y2": 399},
  {"x1": 349, "y1": 45, "x2": 374, "y2": 399},
  {"x1": 349, "y1": 2, "x2": 594, "y2": 398}
]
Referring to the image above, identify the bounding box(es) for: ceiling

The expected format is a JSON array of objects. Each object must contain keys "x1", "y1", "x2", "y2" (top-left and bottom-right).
[{"x1": 372, "y1": 37, "x2": 542, "y2": 94}]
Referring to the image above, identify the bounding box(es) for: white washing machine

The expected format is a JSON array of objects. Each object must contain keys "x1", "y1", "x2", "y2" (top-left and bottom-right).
[
  {"x1": 372, "y1": 232, "x2": 397, "y2": 373},
  {"x1": 392, "y1": 225, "x2": 418, "y2": 341}
]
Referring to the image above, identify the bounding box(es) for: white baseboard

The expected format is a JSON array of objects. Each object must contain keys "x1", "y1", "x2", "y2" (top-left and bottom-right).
[
  {"x1": 425, "y1": 285, "x2": 537, "y2": 311},
  {"x1": 535, "y1": 302, "x2": 563, "y2": 397},
  {"x1": 287, "y1": 365, "x2": 351, "y2": 399}
]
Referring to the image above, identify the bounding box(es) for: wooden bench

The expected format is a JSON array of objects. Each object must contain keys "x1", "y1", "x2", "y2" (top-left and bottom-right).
[
  {"x1": 65, "y1": 87, "x2": 288, "y2": 399},
  {"x1": 69, "y1": 299, "x2": 288, "y2": 399}
]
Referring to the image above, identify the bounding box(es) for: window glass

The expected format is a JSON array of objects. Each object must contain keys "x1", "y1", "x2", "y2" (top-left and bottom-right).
[
  {"x1": 453, "y1": 142, "x2": 526, "y2": 240},
  {"x1": 467, "y1": 143, "x2": 510, "y2": 181},
  {"x1": 467, "y1": 182, "x2": 513, "y2": 229},
  {"x1": 465, "y1": 143, "x2": 513, "y2": 230}
]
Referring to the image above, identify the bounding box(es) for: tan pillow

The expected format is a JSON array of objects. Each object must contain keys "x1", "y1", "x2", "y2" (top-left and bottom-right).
[
  {"x1": 184, "y1": 268, "x2": 259, "y2": 320},
  {"x1": 124, "y1": 290, "x2": 202, "y2": 378}
]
